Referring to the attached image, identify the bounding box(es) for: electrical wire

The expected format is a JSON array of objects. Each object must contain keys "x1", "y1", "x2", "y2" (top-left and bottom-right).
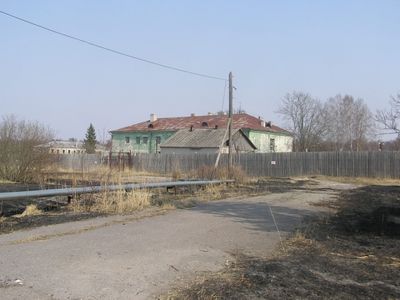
[{"x1": 0, "y1": 10, "x2": 227, "y2": 81}]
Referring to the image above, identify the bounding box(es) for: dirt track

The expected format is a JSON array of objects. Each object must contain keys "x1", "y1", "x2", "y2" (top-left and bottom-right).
[
  {"x1": 167, "y1": 182, "x2": 400, "y2": 300},
  {"x1": 0, "y1": 179, "x2": 349, "y2": 299}
]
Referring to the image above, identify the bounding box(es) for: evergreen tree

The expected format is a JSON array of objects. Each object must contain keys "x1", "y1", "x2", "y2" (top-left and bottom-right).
[{"x1": 84, "y1": 123, "x2": 97, "y2": 154}]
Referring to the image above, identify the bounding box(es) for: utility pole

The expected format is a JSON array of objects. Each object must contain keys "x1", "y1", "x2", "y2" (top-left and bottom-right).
[{"x1": 228, "y1": 72, "x2": 233, "y2": 173}]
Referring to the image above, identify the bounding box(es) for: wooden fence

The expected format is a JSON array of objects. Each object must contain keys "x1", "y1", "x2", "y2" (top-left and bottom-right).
[
  {"x1": 56, "y1": 152, "x2": 400, "y2": 178},
  {"x1": 120, "y1": 151, "x2": 400, "y2": 178}
]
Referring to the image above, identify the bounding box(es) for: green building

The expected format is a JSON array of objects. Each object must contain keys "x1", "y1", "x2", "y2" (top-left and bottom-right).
[{"x1": 110, "y1": 113, "x2": 293, "y2": 154}]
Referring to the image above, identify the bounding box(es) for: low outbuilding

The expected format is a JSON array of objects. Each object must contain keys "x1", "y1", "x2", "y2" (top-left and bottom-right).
[{"x1": 160, "y1": 128, "x2": 256, "y2": 154}]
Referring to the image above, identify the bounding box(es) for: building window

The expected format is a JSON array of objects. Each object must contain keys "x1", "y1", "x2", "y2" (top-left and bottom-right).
[
  {"x1": 155, "y1": 136, "x2": 161, "y2": 152},
  {"x1": 143, "y1": 137, "x2": 148, "y2": 144},
  {"x1": 68, "y1": 150, "x2": 71, "y2": 154},
  {"x1": 63, "y1": 149, "x2": 65, "y2": 154},
  {"x1": 136, "y1": 137, "x2": 140, "y2": 144},
  {"x1": 125, "y1": 137, "x2": 130, "y2": 144},
  {"x1": 270, "y1": 138, "x2": 276, "y2": 152}
]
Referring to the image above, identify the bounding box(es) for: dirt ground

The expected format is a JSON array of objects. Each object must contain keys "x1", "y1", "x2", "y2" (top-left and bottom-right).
[
  {"x1": 1, "y1": 177, "x2": 400, "y2": 299},
  {"x1": 0, "y1": 177, "x2": 341, "y2": 300},
  {"x1": 163, "y1": 183, "x2": 400, "y2": 299}
]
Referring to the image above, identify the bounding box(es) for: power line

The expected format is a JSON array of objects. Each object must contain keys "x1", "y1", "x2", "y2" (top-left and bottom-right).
[{"x1": 0, "y1": 10, "x2": 227, "y2": 81}]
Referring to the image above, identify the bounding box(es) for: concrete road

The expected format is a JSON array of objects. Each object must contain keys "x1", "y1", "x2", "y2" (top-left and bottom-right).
[{"x1": 0, "y1": 183, "x2": 348, "y2": 299}]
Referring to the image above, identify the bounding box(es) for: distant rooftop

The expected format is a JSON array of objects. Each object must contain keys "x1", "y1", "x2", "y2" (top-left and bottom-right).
[
  {"x1": 38, "y1": 140, "x2": 106, "y2": 150},
  {"x1": 111, "y1": 113, "x2": 290, "y2": 134}
]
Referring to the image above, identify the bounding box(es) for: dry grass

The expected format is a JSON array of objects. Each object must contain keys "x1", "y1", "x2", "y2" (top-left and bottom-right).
[
  {"x1": 190, "y1": 165, "x2": 249, "y2": 184},
  {"x1": 315, "y1": 175, "x2": 400, "y2": 186},
  {"x1": 284, "y1": 230, "x2": 314, "y2": 249},
  {"x1": 196, "y1": 184, "x2": 223, "y2": 200},
  {"x1": 0, "y1": 179, "x2": 15, "y2": 184},
  {"x1": 18, "y1": 204, "x2": 42, "y2": 217},
  {"x1": 43, "y1": 165, "x2": 130, "y2": 184},
  {"x1": 171, "y1": 169, "x2": 182, "y2": 181},
  {"x1": 70, "y1": 189, "x2": 151, "y2": 214},
  {"x1": 41, "y1": 165, "x2": 166, "y2": 187},
  {"x1": 159, "y1": 202, "x2": 178, "y2": 210}
]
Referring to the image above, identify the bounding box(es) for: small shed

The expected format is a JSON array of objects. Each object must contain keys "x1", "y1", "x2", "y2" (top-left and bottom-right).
[{"x1": 160, "y1": 128, "x2": 256, "y2": 154}]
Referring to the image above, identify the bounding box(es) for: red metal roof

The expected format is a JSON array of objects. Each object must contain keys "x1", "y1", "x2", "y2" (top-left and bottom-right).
[{"x1": 111, "y1": 113, "x2": 290, "y2": 134}]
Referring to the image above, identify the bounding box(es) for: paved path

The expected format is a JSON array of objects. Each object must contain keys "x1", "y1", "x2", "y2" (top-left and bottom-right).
[{"x1": 0, "y1": 183, "x2": 349, "y2": 299}]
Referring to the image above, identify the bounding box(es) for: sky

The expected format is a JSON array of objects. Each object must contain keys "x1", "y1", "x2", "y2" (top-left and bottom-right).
[{"x1": 1, "y1": 1, "x2": 399, "y2": 141}]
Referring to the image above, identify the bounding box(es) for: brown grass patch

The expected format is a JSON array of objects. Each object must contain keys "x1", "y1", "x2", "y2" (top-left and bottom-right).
[
  {"x1": 190, "y1": 165, "x2": 249, "y2": 184},
  {"x1": 18, "y1": 204, "x2": 42, "y2": 217},
  {"x1": 197, "y1": 184, "x2": 223, "y2": 200},
  {"x1": 171, "y1": 169, "x2": 183, "y2": 181},
  {"x1": 315, "y1": 175, "x2": 400, "y2": 186},
  {"x1": 70, "y1": 189, "x2": 151, "y2": 214},
  {"x1": 40, "y1": 165, "x2": 166, "y2": 187}
]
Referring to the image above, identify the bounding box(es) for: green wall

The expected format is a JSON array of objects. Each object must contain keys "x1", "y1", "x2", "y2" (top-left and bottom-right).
[
  {"x1": 242, "y1": 129, "x2": 293, "y2": 153},
  {"x1": 112, "y1": 129, "x2": 292, "y2": 153},
  {"x1": 111, "y1": 131, "x2": 175, "y2": 153}
]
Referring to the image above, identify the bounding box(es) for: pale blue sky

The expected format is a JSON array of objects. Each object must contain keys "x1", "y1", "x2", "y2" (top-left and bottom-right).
[{"x1": 1, "y1": 1, "x2": 399, "y2": 140}]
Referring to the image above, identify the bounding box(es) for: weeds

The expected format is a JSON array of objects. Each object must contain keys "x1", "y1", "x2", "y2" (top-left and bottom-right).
[
  {"x1": 315, "y1": 175, "x2": 400, "y2": 186},
  {"x1": 190, "y1": 165, "x2": 249, "y2": 184},
  {"x1": 70, "y1": 189, "x2": 151, "y2": 214},
  {"x1": 196, "y1": 184, "x2": 222, "y2": 200},
  {"x1": 18, "y1": 204, "x2": 42, "y2": 217},
  {"x1": 171, "y1": 169, "x2": 182, "y2": 181}
]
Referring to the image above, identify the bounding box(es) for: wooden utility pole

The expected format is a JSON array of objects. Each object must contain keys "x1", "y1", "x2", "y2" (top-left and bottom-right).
[{"x1": 228, "y1": 72, "x2": 233, "y2": 172}]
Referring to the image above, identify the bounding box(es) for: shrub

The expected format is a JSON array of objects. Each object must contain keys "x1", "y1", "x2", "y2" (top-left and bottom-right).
[{"x1": 0, "y1": 115, "x2": 53, "y2": 182}]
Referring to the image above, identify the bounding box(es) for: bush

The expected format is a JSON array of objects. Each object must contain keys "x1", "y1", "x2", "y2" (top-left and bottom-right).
[{"x1": 0, "y1": 115, "x2": 53, "y2": 182}]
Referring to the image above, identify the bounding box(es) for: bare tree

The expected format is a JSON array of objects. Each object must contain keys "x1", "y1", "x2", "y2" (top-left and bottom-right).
[
  {"x1": 376, "y1": 94, "x2": 400, "y2": 136},
  {"x1": 325, "y1": 95, "x2": 374, "y2": 151},
  {"x1": 278, "y1": 91, "x2": 326, "y2": 152},
  {"x1": 352, "y1": 98, "x2": 375, "y2": 151},
  {"x1": 0, "y1": 115, "x2": 53, "y2": 182}
]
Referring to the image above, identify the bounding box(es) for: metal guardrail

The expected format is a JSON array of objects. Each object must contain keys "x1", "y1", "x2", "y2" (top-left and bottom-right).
[{"x1": 0, "y1": 180, "x2": 234, "y2": 201}]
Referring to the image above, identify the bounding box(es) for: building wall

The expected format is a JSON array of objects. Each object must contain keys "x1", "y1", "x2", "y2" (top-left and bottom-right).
[
  {"x1": 231, "y1": 132, "x2": 256, "y2": 152},
  {"x1": 244, "y1": 130, "x2": 293, "y2": 153},
  {"x1": 160, "y1": 147, "x2": 223, "y2": 155},
  {"x1": 112, "y1": 131, "x2": 175, "y2": 153},
  {"x1": 112, "y1": 130, "x2": 292, "y2": 153},
  {"x1": 50, "y1": 147, "x2": 85, "y2": 154}
]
